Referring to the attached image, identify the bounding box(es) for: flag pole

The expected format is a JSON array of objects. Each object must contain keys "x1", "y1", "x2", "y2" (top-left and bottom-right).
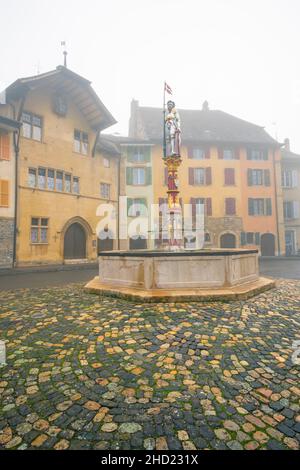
[{"x1": 163, "y1": 82, "x2": 166, "y2": 159}]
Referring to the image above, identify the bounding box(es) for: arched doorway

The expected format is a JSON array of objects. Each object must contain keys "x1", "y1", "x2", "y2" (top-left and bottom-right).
[
  {"x1": 130, "y1": 236, "x2": 147, "y2": 250},
  {"x1": 220, "y1": 233, "x2": 236, "y2": 249},
  {"x1": 261, "y1": 233, "x2": 275, "y2": 256},
  {"x1": 64, "y1": 223, "x2": 86, "y2": 259}
]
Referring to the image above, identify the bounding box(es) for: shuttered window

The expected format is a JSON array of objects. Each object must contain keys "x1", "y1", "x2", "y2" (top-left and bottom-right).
[
  {"x1": 0, "y1": 134, "x2": 10, "y2": 160},
  {"x1": 128, "y1": 198, "x2": 147, "y2": 217},
  {"x1": 224, "y1": 168, "x2": 235, "y2": 185},
  {"x1": 190, "y1": 198, "x2": 212, "y2": 216},
  {"x1": 247, "y1": 148, "x2": 268, "y2": 160},
  {"x1": 248, "y1": 198, "x2": 272, "y2": 216},
  {"x1": 247, "y1": 169, "x2": 270, "y2": 186},
  {"x1": 225, "y1": 198, "x2": 236, "y2": 216},
  {"x1": 189, "y1": 168, "x2": 212, "y2": 185},
  {"x1": 0, "y1": 180, "x2": 9, "y2": 207}
]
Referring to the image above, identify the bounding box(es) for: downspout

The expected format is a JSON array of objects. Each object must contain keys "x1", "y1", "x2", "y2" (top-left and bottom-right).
[
  {"x1": 272, "y1": 148, "x2": 281, "y2": 256},
  {"x1": 10, "y1": 96, "x2": 26, "y2": 268},
  {"x1": 117, "y1": 154, "x2": 121, "y2": 250}
]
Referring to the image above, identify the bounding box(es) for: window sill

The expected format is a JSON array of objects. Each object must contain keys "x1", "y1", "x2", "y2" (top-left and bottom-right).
[{"x1": 30, "y1": 243, "x2": 49, "y2": 246}]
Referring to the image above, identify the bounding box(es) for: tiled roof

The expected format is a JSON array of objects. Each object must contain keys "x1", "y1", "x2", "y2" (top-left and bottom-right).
[{"x1": 130, "y1": 104, "x2": 279, "y2": 146}]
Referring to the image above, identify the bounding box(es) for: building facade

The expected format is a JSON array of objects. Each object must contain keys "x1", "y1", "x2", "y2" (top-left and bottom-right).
[
  {"x1": 282, "y1": 139, "x2": 300, "y2": 255},
  {"x1": 126, "y1": 100, "x2": 285, "y2": 255},
  {"x1": 0, "y1": 111, "x2": 21, "y2": 268},
  {"x1": 4, "y1": 66, "x2": 121, "y2": 266}
]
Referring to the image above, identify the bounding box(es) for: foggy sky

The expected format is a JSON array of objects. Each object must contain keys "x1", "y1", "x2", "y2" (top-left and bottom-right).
[{"x1": 1, "y1": 0, "x2": 300, "y2": 151}]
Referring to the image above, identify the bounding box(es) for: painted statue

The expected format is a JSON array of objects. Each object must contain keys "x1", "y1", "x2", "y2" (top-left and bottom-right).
[{"x1": 165, "y1": 100, "x2": 181, "y2": 157}]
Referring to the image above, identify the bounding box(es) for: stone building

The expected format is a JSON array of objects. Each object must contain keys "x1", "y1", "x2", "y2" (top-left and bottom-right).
[
  {"x1": 2, "y1": 66, "x2": 123, "y2": 266},
  {"x1": 281, "y1": 139, "x2": 300, "y2": 255},
  {"x1": 0, "y1": 111, "x2": 21, "y2": 268},
  {"x1": 125, "y1": 100, "x2": 285, "y2": 255}
]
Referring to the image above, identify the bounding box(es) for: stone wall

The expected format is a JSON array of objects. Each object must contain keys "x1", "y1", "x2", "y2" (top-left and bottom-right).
[{"x1": 0, "y1": 218, "x2": 14, "y2": 268}]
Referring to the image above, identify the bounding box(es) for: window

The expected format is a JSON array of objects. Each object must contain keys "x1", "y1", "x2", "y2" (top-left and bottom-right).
[
  {"x1": 189, "y1": 167, "x2": 212, "y2": 185},
  {"x1": 128, "y1": 198, "x2": 147, "y2": 217},
  {"x1": 47, "y1": 169, "x2": 55, "y2": 190},
  {"x1": 22, "y1": 112, "x2": 42, "y2": 142},
  {"x1": 132, "y1": 149, "x2": 145, "y2": 163},
  {"x1": 225, "y1": 198, "x2": 236, "y2": 216},
  {"x1": 223, "y1": 149, "x2": 235, "y2": 160},
  {"x1": 247, "y1": 148, "x2": 268, "y2": 160},
  {"x1": 0, "y1": 134, "x2": 10, "y2": 160},
  {"x1": 191, "y1": 197, "x2": 212, "y2": 216},
  {"x1": 192, "y1": 148, "x2": 206, "y2": 160},
  {"x1": 73, "y1": 177, "x2": 80, "y2": 194},
  {"x1": 28, "y1": 168, "x2": 37, "y2": 188},
  {"x1": 74, "y1": 130, "x2": 89, "y2": 155},
  {"x1": 282, "y1": 169, "x2": 298, "y2": 188},
  {"x1": 103, "y1": 157, "x2": 110, "y2": 168},
  {"x1": 132, "y1": 168, "x2": 146, "y2": 185},
  {"x1": 0, "y1": 180, "x2": 9, "y2": 207},
  {"x1": 248, "y1": 198, "x2": 272, "y2": 216},
  {"x1": 100, "y1": 183, "x2": 111, "y2": 199},
  {"x1": 127, "y1": 146, "x2": 151, "y2": 163},
  {"x1": 284, "y1": 201, "x2": 300, "y2": 219},
  {"x1": 38, "y1": 168, "x2": 46, "y2": 189},
  {"x1": 241, "y1": 232, "x2": 261, "y2": 246},
  {"x1": 224, "y1": 168, "x2": 235, "y2": 185},
  {"x1": 248, "y1": 169, "x2": 270, "y2": 186},
  {"x1": 65, "y1": 174, "x2": 71, "y2": 193},
  {"x1": 30, "y1": 217, "x2": 48, "y2": 244},
  {"x1": 56, "y1": 171, "x2": 63, "y2": 191}
]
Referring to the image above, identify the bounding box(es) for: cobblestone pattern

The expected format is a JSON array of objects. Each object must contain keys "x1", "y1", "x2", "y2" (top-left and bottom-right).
[
  {"x1": 0, "y1": 281, "x2": 300, "y2": 450},
  {"x1": 0, "y1": 219, "x2": 14, "y2": 267}
]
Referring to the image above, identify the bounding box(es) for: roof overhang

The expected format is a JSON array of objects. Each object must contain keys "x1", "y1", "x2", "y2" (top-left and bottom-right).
[
  {"x1": 5, "y1": 66, "x2": 117, "y2": 132},
  {"x1": 0, "y1": 115, "x2": 21, "y2": 132}
]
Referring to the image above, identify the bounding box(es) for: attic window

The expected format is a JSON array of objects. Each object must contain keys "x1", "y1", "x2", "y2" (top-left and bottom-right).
[
  {"x1": 74, "y1": 130, "x2": 89, "y2": 155},
  {"x1": 22, "y1": 112, "x2": 42, "y2": 142}
]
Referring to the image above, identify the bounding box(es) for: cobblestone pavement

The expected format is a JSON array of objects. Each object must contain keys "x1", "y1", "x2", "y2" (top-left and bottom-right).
[{"x1": 0, "y1": 281, "x2": 300, "y2": 451}]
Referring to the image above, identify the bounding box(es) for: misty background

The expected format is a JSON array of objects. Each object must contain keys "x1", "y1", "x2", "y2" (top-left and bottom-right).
[{"x1": 1, "y1": 0, "x2": 299, "y2": 150}]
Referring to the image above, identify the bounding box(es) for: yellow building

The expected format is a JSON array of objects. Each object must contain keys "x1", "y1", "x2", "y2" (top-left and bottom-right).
[
  {"x1": 281, "y1": 139, "x2": 300, "y2": 255},
  {"x1": 126, "y1": 100, "x2": 285, "y2": 255},
  {"x1": 3, "y1": 66, "x2": 121, "y2": 266}
]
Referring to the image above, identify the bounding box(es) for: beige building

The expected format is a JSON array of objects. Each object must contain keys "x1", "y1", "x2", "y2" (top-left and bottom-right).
[
  {"x1": 3, "y1": 66, "x2": 122, "y2": 266},
  {"x1": 282, "y1": 139, "x2": 300, "y2": 255}
]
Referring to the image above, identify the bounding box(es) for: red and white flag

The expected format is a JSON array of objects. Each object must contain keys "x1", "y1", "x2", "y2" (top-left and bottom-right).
[{"x1": 165, "y1": 82, "x2": 173, "y2": 95}]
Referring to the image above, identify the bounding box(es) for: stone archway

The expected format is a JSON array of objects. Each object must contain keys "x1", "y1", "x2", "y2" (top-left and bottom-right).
[
  {"x1": 220, "y1": 232, "x2": 236, "y2": 249},
  {"x1": 61, "y1": 217, "x2": 93, "y2": 261},
  {"x1": 261, "y1": 233, "x2": 275, "y2": 256}
]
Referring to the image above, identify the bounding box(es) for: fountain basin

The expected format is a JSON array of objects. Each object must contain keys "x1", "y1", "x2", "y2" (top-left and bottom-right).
[{"x1": 85, "y1": 249, "x2": 275, "y2": 302}]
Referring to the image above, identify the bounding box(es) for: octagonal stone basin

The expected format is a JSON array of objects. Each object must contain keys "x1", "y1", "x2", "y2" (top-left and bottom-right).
[
  {"x1": 85, "y1": 249, "x2": 275, "y2": 302},
  {"x1": 96, "y1": 249, "x2": 259, "y2": 290}
]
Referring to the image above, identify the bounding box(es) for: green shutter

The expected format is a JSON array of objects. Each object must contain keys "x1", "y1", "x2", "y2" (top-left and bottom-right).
[
  {"x1": 264, "y1": 169, "x2": 271, "y2": 186},
  {"x1": 263, "y1": 149, "x2": 268, "y2": 161},
  {"x1": 126, "y1": 167, "x2": 133, "y2": 185},
  {"x1": 144, "y1": 147, "x2": 151, "y2": 162},
  {"x1": 146, "y1": 167, "x2": 152, "y2": 185},
  {"x1": 248, "y1": 199, "x2": 254, "y2": 215},
  {"x1": 127, "y1": 198, "x2": 133, "y2": 216},
  {"x1": 241, "y1": 232, "x2": 246, "y2": 246},
  {"x1": 255, "y1": 233, "x2": 261, "y2": 245},
  {"x1": 248, "y1": 169, "x2": 253, "y2": 186},
  {"x1": 266, "y1": 198, "x2": 272, "y2": 215},
  {"x1": 127, "y1": 147, "x2": 135, "y2": 163}
]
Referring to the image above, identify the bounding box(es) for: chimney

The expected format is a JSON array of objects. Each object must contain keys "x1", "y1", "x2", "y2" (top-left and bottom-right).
[
  {"x1": 129, "y1": 99, "x2": 139, "y2": 138},
  {"x1": 284, "y1": 138, "x2": 290, "y2": 151},
  {"x1": 202, "y1": 100, "x2": 209, "y2": 111}
]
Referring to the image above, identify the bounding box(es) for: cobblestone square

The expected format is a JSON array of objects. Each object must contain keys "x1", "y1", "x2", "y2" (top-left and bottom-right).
[{"x1": 0, "y1": 281, "x2": 300, "y2": 450}]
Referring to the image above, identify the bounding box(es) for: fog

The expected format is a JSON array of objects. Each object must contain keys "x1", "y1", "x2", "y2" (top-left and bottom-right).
[{"x1": 1, "y1": 0, "x2": 300, "y2": 150}]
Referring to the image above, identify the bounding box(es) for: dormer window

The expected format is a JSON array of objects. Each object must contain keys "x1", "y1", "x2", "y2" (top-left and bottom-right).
[{"x1": 74, "y1": 130, "x2": 89, "y2": 155}]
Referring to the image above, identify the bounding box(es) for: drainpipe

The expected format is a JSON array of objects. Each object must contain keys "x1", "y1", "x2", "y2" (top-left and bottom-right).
[
  {"x1": 272, "y1": 148, "x2": 281, "y2": 256},
  {"x1": 117, "y1": 154, "x2": 121, "y2": 250}
]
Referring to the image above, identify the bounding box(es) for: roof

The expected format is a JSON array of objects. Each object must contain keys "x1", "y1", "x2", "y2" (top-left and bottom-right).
[
  {"x1": 282, "y1": 148, "x2": 300, "y2": 163},
  {"x1": 96, "y1": 135, "x2": 121, "y2": 156},
  {"x1": 0, "y1": 114, "x2": 21, "y2": 131},
  {"x1": 130, "y1": 103, "x2": 279, "y2": 146},
  {"x1": 5, "y1": 66, "x2": 116, "y2": 132}
]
